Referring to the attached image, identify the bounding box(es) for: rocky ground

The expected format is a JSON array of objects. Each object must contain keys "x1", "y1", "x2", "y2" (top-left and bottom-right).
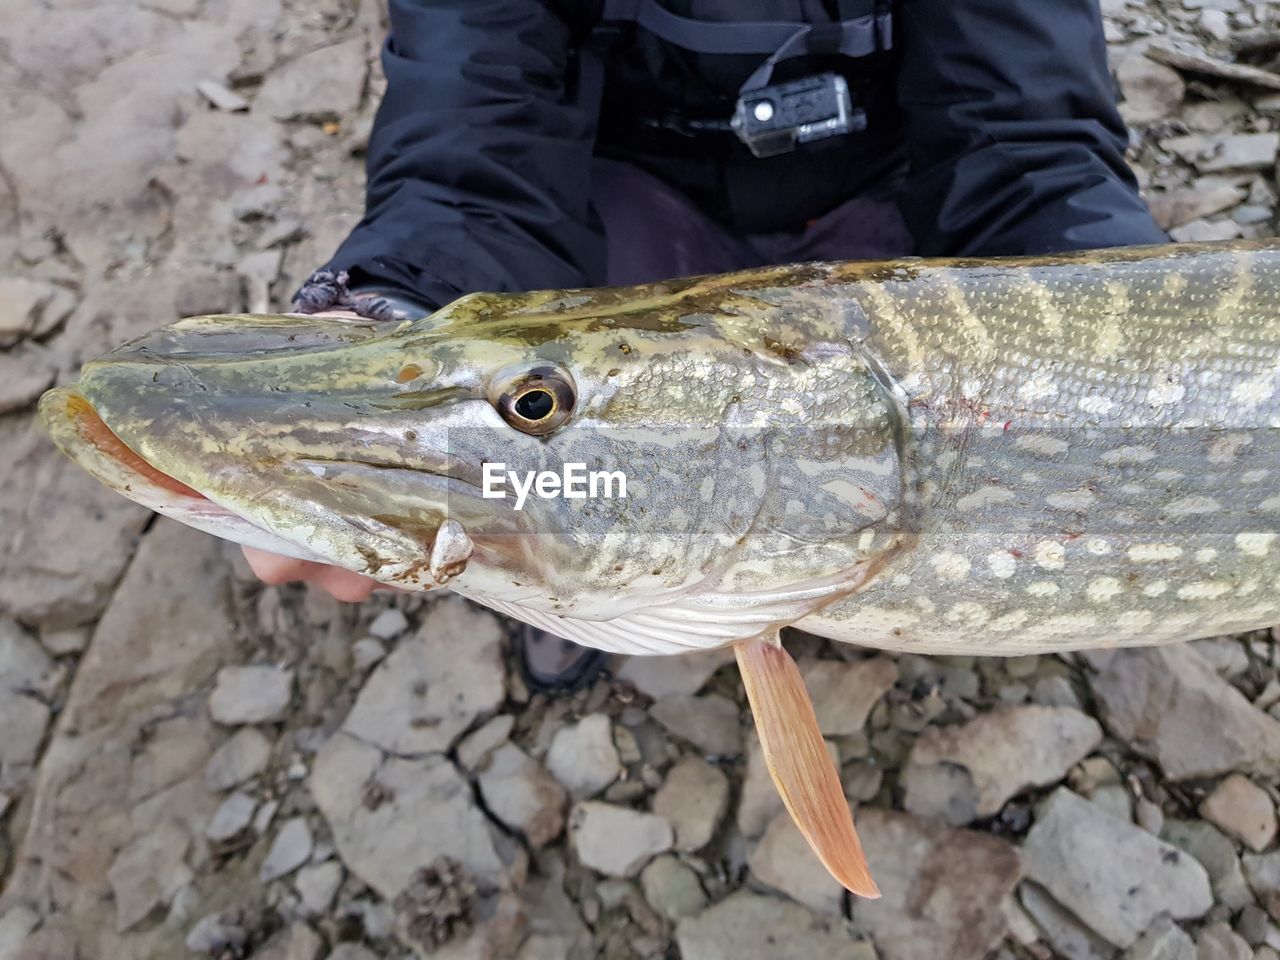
[{"x1": 2, "y1": 1, "x2": 1280, "y2": 958}]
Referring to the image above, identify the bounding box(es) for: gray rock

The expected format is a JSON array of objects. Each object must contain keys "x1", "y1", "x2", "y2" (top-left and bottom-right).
[
  {"x1": 350, "y1": 638, "x2": 386, "y2": 672},
  {"x1": 205, "y1": 791, "x2": 257, "y2": 842},
  {"x1": 186, "y1": 913, "x2": 247, "y2": 954},
  {"x1": 0, "y1": 906, "x2": 39, "y2": 959},
  {"x1": 456, "y1": 714, "x2": 515, "y2": 772},
  {"x1": 903, "y1": 705, "x2": 1102, "y2": 824},
  {"x1": 1195, "y1": 922, "x2": 1253, "y2": 960},
  {"x1": 0, "y1": 345, "x2": 57, "y2": 416},
  {"x1": 195, "y1": 79, "x2": 248, "y2": 111},
  {"x1": 105, "y1": 822, "x2": 194, "y2": 932},
  {"x1": 310, "y1": 733, "x2": 504, "y2": 900},
  {"x1": 1024, "y1": 789, "x2": 1213, "y2": 948},
  {"x1": 366, "y1": 608, "x2": 409, "y2": 641},
  {"x1": 324, "y1": 946, "x2": 378, "y2": 960},
  {"x1": 1199, "y1": 774, "x2": 1278, "y2": 852},
  {"x1": 1116, "y1": 54, "x2": 1186, "y2": 125},
  {"x1": 749, "y1": 809, "x2": 843, "y2": 915},
  {"x1": 342, "y1": 598, "x2": 505, "y2": 755},
  {"x1": 261, "y1": 817, "x2": 313, "y2": 882},
  {"x1": 1147, "y1": 179, "x2": 1246, "y2": 230},
  {"x1": 799, "y1": 656, "x2": 898, "y2": 737},
  {"x1": 640, "y1": 855, "x2": 708, "y2": 921},
  {"x1": 546, "y1": 713, "x2": 622, "y2": 798},
  {"x1": 255, "y1": 923, "x2": 324, "y2": 960},
  {"x1": 676, "y1": 890, "x2": 878, "y2": 960},
  {"x1": 477, "y1": 742, "x2": 567, "y2": 847},
  {"x1": 204, "y1": 727, "x2": 272, "y2": 791},
  {"x1": 1242, "y1": 850, "x2": 1280, "y2": 921},
  {"x1": 295, "y1": 861, "x2": 343, "y2": 915},
  {"x1": 1163, "y1": 820, "x2": 1255, "y2": 911},
  {"x1": 1169, "y1": 219, "x2": 1242, "y2": 243},
  {"x1": 1124, "y1": 915, "x2": 1194, "y2": 960},
  {"x1": 1090, "y1": 646, "x2": 1280, "y2": 780},
  {"x1": 1147, "y1": 40, "x2": 1280, "y2": 91},
  {"x1": 254, "y1": 40, "x2": 369, "y2": 122},
  {"x1": 849, "y1": 809, "x2": 1022, "y2": 960},
  {"x1": 652, "y1": 756, "x2": 729, "y2": 852},
  {"x1": 650, "y1": 693, "x2": 741, "y2": 756},
  {"x1": 0, "y1": 618, "x2": 55, "y2": 793},
  {"x1": 0, "y1": 277, "x2": 60, "y2": 345},
  {"x1": 616, "y1": 647, "x2": 735, "y2": 699},
  {"x1": 1019, "y1": 882, "x2": 1117, "y2": 960},
  {"x1": 1199, "y1": 8, "x2": 1232, "y2": 42},
  {"x1": 569, "y1": 801, "x2": 673, "y2": 877},
  {"x1": 209, "y1": 664, "x2": 294, "y2": 725},
  {"x1": 1162, "y1": 132, "x2": 1280, "y2": 172}
]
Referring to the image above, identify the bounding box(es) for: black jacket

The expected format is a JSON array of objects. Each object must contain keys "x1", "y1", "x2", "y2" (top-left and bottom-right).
[{"x1": 324, "y1": 0, "x2": 1165, "y2": 310}]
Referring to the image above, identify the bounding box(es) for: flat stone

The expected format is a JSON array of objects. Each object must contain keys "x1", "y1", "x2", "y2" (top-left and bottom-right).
[
  {"x1": 799, "y1": 656, "x2": 899, "y2": 736},
  {"x1": 261, "y1": 817, "x2": 313, "y2": 882},
  {"x1": 749, "y1": 809, "x2": 843, "y2": 915},
  {"x1": 650, "y1": 693, "x2": 742, "y2": 756},
  {"x1": 342, "y1": 598, "x2": 505, "y2": 755},
  {"x1": 0, "y1": 345, "x2": 57, "y2": 415},
  {"x1": 477, "y1": 742, "x2": 567, "y2": 848},
  {"x1": 1162, "y1": 132, "x2": 1280, "y2": 172},
  {"x1": 456, "y1": 714, "x2": 515, "y2": 773},
  {"x1": 652, "y1": 756, "x2": 729, "y2": 852},
  {"x1": 676, "y1": 890, "x2": 878, "y2": 960},
  {"x1": 1147, "y1": 179, "x2": 1245, "y2": 230},
  {"x1": 1147, "y1": 40, "x2": 1280, "y2": 91},
  {"x1": 1117, "y1": 53, "x2": 1186, "y2": 125},
  {"x1": 196, "y1": 78, "x2": 248, "y2": 111},
  {"x1": 850, "y1": 809, "x2": 1022, "y2": 960},
  {"x1": 569, "y1": 801, "x2": 673, "y2": 878},
  {"x1": 1169, "y1": 219, "x2": 1242, "y2": 242},
  {"x1": 366, "y1": 608, "x2": 409, "y2": 640},
  {"x1": 1090, "y1": 646, "x2": 1280, "y2": 780},
  {"x1": 254, "y1": 40, "x2": 368, "y2": 122},
  {"x1": 1242, "y1": 850, "x2": 1280, "y2": 921},
  {"x1": 1019, "y1": 882, "x2": 1117, "y2": 960},
  {"x1": 903, "y1": 705, "x2": 1102, "y2": 824},
  {"x1": 616, "y1": 647, "x2": 735, "y2": 700},
  {"x1": 295, "y1": 861, "x2": 343, "y2": 915},
  {"x1": 0, "y1": 277, "x2": 59, "y2": 345},
  {"x1": 1195, "y1": 923, "x2": 1253, "y2": 960},
  {"x1": 1024, "y1": 789, "x2": 1212, "y2": 948},
  {"x1": 546, "y1": 713, "x2": 622, "y2": 798},
  {"x1": 205, "y1": 791, "x2": 257, "y2": 842},
  {"x1": 1163, "y1": 820, "x2": 1254, "y2": 911},
  {"x1": 105, "y1": 822, "x2": 194, "y2": 932},
  {"x1": 255, "y1": 922, "x2": 324, "y2": 960},
  {"x1": 1123, "y1": 915, "x2": 1194, "y2": 960},
  {"x1": 640, "y1": 855, "x2": 708, "y2": 922},
  {"x1": 310, "y1": 733, "x2": 504, "y2": 900},
  {"x1": 0, "y1": 906, "x2": 40, "y2": 959},
  {"x1": 205, "y1": 727, "x2": 273, "y2": 791},
  {"x1": 209, "y1": 664, "x2": 294, "y2": 725},
  {"x1": 1199, "y1": 774, "x2": 1278, "y2": 852},
  {"x1": 186, "y1": 913, "x2": 247, "y2": 954}
]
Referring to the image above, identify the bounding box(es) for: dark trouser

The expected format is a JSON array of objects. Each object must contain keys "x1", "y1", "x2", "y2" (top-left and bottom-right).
[{"x1": 590, "y1": 158, "x2": 914, "y2": 287}]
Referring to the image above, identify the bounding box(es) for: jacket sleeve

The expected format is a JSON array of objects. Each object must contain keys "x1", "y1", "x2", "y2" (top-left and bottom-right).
[
  {"x1": 894, "y1": 0, "x2": 1167, "y2": 257},
  {"x1": 323, "y1": 0, "x2": 604, "y2": 309}
]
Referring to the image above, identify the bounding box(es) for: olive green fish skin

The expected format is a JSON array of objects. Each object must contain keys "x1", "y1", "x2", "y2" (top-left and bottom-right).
[{"x1": 37, "y1": 240, "x2": 1280, "y2": 656}]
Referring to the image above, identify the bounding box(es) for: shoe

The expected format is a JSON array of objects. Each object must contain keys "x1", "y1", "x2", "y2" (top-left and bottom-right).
[{"x1": 516, "y1": 623, "x2": 606, "y2": 694}]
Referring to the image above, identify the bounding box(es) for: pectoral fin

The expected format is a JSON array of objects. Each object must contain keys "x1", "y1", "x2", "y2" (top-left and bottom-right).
[{"x1": 735, "y1": 634, "x2": 880, "y2": 899}]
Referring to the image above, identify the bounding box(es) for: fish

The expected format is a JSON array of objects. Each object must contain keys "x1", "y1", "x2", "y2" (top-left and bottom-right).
[{"x1": 38, "y1": 238, "x2": 1280, "y2": 899}]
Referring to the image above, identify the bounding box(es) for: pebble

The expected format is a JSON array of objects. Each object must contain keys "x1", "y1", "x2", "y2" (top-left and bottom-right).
[
  {"x1": 205, "y1": 791, "x2": 257, "y2": 842},
  {"x1": 903, "y1": 704, "x2": 1102, "y2": 824},
  {"x1": 652, "y1": 756, "x2": 729, "y2": 852},
  {"x1": 748, "y1": 809, "x2": 843, "y2": 915},
  {"x1": 261, "y1": 817, "x2": 314, "y2": 882},
  {"x1": 1199, "y1": 774, "x2": 1278, "y2": 852},
  {"x1": 1019, "y1": 881, "x2": 1118, "y2": 960},
  {"x1": 1024, "y1": 789, "x2": 1213, "y2": 947},
  {"x1": 1243, "y1": 850, "x2": 1280, "y2": 921},
  {"x1": 1196, "y1": 922, "x2": 1254, "y2": 960},
  {"x1": 456, "y1": 714, "x2": 515, "y2": 772},
  {"x1": 105, "y1": 822, "x2": 194, "y2": 932},
  {"x1": 569, "y1": 801, "x2": 673, "y2": 877},
  {"x1": 799, "y1": 655, "x2": 899, "y2": 736},
  {"x1": 546, "y1": 713, "x2": 622, "y2": 798},
  {"x1": 366, "y1": 608, "x2": 410, "y2": 640},
  {"x1": 640, "y1": 855, "x2": 708, "y2": 921},
  {"x1": 0, "y1": 346, "x2": 57, "y2": 416},
  {"x1": 1124, "y1": 914, "x2": 1195, "y2": 960},
  {"x1": 0, "y1": 907, "x2": 40, "y2": 959},
  {"x1": 1163, "y1": 820, "x2": 1255, "y2": 911},
  {"x1": 676, "y1": 890, "x2": 877, "y2": 960},
  {"x1": 341, "y1": 599, "x2": 506, "y2": 754},
  {"x1": 650, "y1": 693, "x2": 742, "y2": 756},
  {"x1": 1147, "y1": 179, "x2": 1246, "y2": 230},
  {"x1": 208, "y1": 665, "x2": 294, "y2": 725},
  {"x1": 1090, "y1": 647, "x2": 1280, "y2": 781},
  {"x1": 185, "y1": 913, "x2": 247, "y2": 954},
  {"x1": 205, "y1": 727, "x2": 273, "y2": 791},
  {"x1": 254, "y1": 39, "x2": 369, "y2": 122},
  {"x1": 1161, "y1": 132, "x2": 1280, "y2": 172},
  {"x1": 325, "y1": 946, "x2": 379, "y2": 960},
  {"x1": 296, "y1": 861, "x2": 344, "y2": 915},
  {"x1": 350, "y1": 638, "x2": 386, "y2": 671},
  {"x1": 1116, "y1": 53, "x2": 1186, "y2": 125},
  {"x1": 195, "y1": 79, "x2": 249, "y2": 111},
  {"x1": 616, "y1": 647, "x2": 735, "y2": 699},
  {"x1": 255, "y1": 923, "x2": 324, "y2": 960},
  {"x1": 477, "y1": 742, "x2": 567, "y2": 847}
]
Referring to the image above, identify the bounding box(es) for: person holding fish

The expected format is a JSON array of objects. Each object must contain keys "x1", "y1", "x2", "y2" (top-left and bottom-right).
[{"x1": 245, "y1": 0, "x2": 1166, "y2": 686}]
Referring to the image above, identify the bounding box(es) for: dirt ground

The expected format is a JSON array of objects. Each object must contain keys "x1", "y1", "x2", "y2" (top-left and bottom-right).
[{"x1": 2, "y1": 2, "x2": 1280, "y2": 959}]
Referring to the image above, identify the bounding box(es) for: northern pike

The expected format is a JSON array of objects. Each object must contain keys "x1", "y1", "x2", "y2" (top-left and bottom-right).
[{"x1": 38, "y1": 239, "x2": 1280, "y2": 898}]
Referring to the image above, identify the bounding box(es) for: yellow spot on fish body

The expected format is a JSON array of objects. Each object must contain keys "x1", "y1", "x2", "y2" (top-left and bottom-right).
[
  {"x1": 1143, "y1": 580, "x2": 1169, "y2": 597},
  {"x1": 1085, "y1": 537, "x2": 1111, "y2": 556},
  {"x1": 1195, "y1": 548, "x2": 1218, "y2": 563},
  {"x1": 1229, "y1": 372, "x2": 1275, "y2": 408},
  {"x1": 1086, "y1": 576, "x2": 1123, "y2": 603},
  {"x1": 1167, "y1": 495, "x2": 1221, "y2": 517},
  {"x1": 1027, "y1": 581, "x2": 1060, "y2": 597},
  {"x1": 1015, "y1": 434, "x2": 1069, "y2": 457},
  {"x1": 989, "y1": 610, "x2": 1029, "y2": 632},
  {"x1": 1046, "y1": 488, "x2": 1097, "y2": 511},
  {"x1": 1128, "y1": 543, "x2": 1183, "y2": 563},
  {"x1": 945, "y1": 601, "x2": 990, "y2": 628},
  {"x1": 1236, "y1": 532, "x2": 1276, "y2": 556},
  {"x1": 930, "y1": 552, "x2": 972, "y2": 581},
  {"x1": 1034, "y1": 540, "x2": 1065, "y2": 570},
  {"x1": 987, "y1": 551, "x2": 1017, "y2": 579},
  {"x1": 1178, "y1": 581, "x2": 1233, "y2": 600}
]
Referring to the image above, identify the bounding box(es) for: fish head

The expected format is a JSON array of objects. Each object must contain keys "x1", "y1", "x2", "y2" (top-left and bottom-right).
[{"x1": 39, "y1": 267, "x2": 911, "y2": 622}]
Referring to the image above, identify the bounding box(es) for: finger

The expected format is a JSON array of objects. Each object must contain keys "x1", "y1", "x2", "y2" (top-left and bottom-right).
[
  {"x1": 314, "y1": 566, "x2": 379, "y2": 602},
  {"x1": 242, "y1": 545, "x2": 320, "y2": 585}
]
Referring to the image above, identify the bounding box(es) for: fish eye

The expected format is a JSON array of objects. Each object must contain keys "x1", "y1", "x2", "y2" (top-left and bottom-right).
[{"x1": 493, "y1": 366, "x2": 575, "y2": 436}]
